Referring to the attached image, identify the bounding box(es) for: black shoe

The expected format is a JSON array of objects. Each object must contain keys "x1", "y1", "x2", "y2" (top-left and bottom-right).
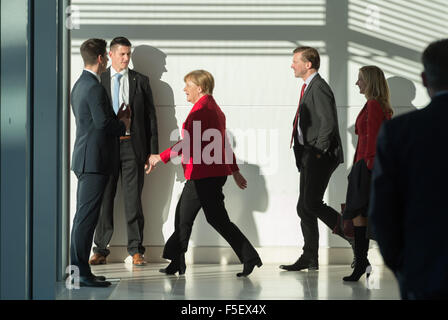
[
  {"x1": 343, "y1": 261, "x2": 372, "y2": 282},
  {"x1": 79, "y1": 276, "x2": 111, "y2": 287},
  {"x1": 344, "y1": 226, "x2": 370, "y2": 280},
  {"x1": 237, "y1": 257, "x2": 263, "y2": 277},
  {"x1": 160, "y1": 254, "x2": 186, "y2": 275},
  {"x1": 279, "y1": 256, "x2": 319, "y2": 271},
  {"x1": 93, "y1": 275, "x2": 106, "y2": 281}
]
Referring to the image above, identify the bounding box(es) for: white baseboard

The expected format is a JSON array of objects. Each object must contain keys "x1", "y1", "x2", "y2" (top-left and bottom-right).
[{"x1": 98, "y1": 246, "x2": 384, "y2": 265}]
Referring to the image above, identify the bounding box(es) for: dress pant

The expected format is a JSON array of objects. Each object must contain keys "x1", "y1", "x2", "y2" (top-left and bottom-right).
[
  {"x1": 93, "y1": 139, "x2": 145, "y2": 257},
  {"x1": 163, "y1": 176, "x2": 260, "y2": 263},
  {"x1": 295, "y1": 148, "x2": 340, "y2": 259},
  {"x1": 70, "y1": 172, "x2": 109, "y2": 277}
]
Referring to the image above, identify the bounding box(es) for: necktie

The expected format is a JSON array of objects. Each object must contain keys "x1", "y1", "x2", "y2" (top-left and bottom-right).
[
  {"x1": 113, "y1": 73, "x2": 123, "y2": 114},
  {"x1": 290, "y1": 83, "x2": 307, "y2": 148}
]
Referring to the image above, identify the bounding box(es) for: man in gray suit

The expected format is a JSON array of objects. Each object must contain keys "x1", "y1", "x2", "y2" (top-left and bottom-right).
[
  {"x1": 89, "y1": 37, "x2": 159, "y2": 267},
  {"x1": 70, "y1": 38, "x2": 129, "y2": 287},
  {"x1": 280, "y1": 46, "x2": 349, "y2": 271}
]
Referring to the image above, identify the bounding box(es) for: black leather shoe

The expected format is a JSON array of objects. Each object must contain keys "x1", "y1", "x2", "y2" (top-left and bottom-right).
[
  {"x1": 93, "y1": 275, "x2": 106, "y2": 281},
  {"x1": 79, "y1": 276, "x2": 111, "y2": 287},
  {"x1": 279, "y1": 256, "x2": 319, "y2": 271},
  {"x1": 237, "y1": 257, "x2": 263, "y2": 277},
  {"x1": 160, "y1": 254, "x2": 186, "y2": 275}
]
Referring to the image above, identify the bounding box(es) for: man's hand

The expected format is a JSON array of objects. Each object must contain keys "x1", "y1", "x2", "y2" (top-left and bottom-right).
[
  {"x1": 232, "y1": 171, "x2": 247, "y2": 190},
  {"x1": 120, "y1": 117, "x2": 131, "y2": 131},
  {"x1": 145, "y1": 154, "x2": 161, "y2": 174},
  {"x1": 118, "y1": 103, "x2": 132, "y2": 132}
]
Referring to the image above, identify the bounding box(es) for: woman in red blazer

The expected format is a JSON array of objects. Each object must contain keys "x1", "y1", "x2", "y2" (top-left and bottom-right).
[
  {"x1": 147, "y1": 70, "x2": 262, "y2": 277},
  {"x1": 343, "y1": 66, "x2": 393, "y2": 281}
]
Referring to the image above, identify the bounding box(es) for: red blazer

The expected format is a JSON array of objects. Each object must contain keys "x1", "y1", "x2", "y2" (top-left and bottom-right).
[
  {"x1": 160, "y1": 94, "x2": 239, "y2": 180},
  {"x1": 354, "y1": 99, "x2": 391, "y2": 170}
]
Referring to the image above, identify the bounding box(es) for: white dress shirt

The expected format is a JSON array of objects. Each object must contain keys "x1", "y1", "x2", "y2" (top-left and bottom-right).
[
  {"x1": 110, "y1": 66, "x2": 129, "y2": 112},
  {"x1": 110, "y1": 67, "x2": 130, "y2": 135}
]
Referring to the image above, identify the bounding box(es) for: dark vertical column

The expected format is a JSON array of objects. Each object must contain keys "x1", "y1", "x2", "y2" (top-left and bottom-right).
[
  {"x1": 0, "y1": 0, "x2": 32, "y2": 299},
  {"x1": 32, "y1": 0, "x2": 69, "y2": 299}
]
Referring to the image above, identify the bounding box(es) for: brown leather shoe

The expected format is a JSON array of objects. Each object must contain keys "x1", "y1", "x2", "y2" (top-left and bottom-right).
[
  {"x1": 89, "y1": 253, "x2": 107, "y2": 265},
  {"x1": 132, "y1": 253, "x2": 146, "y2": 266}
]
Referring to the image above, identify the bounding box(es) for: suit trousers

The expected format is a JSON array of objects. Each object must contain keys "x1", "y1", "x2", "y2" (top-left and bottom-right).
[
  {"x1": 70, "y1": 172, "x2": 109, "y2": 277},
  {"x1": 93, "y1": 139, "x2": 145, "y2": 257},
  {"x1": 163, "y1": 176, "x2": 260, "y2": 264},
  {"x1": 296, "y1": 149, "x2": 340, "y2": 259}
]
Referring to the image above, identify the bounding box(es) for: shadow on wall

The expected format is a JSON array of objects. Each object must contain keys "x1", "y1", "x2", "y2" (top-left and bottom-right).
[
  {"x1": 131, "y1": 45, "x2": 183, "y2": 246},
  {"x1": 190, "y1": 132, "x2": 269, "y2": 263},
  {"x1": 387, "y1": 76, "x2": 418, "y2": 116}
]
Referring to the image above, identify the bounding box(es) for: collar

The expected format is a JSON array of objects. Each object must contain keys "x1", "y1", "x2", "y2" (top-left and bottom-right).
[
  {"x1": 191, "y1": 94, "x2": 213, "y2": 112},
  {"x1": 83, "y1": 68, "x2": 100, "y2": 82},
  {"x1": 304, "y1": 72, "x2": 318, "y2": 88},
  {"x1": 110, "y1": 66, "x2": 128, "y2": 78}
]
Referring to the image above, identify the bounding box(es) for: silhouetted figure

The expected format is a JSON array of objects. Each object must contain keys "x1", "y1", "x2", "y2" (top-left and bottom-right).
[{"x1": 370, "y1": 39, "x2": 448, "y2": 299}]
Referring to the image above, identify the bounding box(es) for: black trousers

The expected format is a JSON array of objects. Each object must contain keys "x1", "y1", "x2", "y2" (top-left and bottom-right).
[
  {"x1": 295, "y1": 148, "x2": 340, "y2": 259},
  {"x1": 93, "y1": 139, "x2": 145, "y2": 257},
  {"x1": 70, "y1": 172, "x2": 109, "y2": 277},
  {"x1": 163, "y1": 176, "x2": 260, "y2": 264}
]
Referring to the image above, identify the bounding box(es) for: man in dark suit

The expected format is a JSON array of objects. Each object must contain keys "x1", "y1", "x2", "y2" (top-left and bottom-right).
[
  {"x1": 71, "y1": 38, "x2": 129, "y2": 287},
  {"x1": 280, "y1": 46, "x2": 350, "y2": 271},
  {"x1": 369, "y1": 39, "x2": 448, "y2": 299},
  {"x1": 89, "y1": 37, "x2": 159, "y2": 266}
]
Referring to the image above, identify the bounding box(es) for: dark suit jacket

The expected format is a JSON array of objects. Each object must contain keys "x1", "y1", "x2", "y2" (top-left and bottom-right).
[
  {"x1": 101, "y1": 68, "x2": 159, "y2": 164},
  {"x1": 71, "y1": 70, "x2": 126, "y2": 175},
  {"x1": 293, "y1": 73, "x2": 344, "y2": 164},
  {"x1": 369, "y1": 93, "x2": 448, "y2": 299}
]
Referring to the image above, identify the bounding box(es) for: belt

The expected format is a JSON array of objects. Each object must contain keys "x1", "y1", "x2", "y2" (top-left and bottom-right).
[{"x1": 120, "y1": 136, "x2": 131, "y2": 141}]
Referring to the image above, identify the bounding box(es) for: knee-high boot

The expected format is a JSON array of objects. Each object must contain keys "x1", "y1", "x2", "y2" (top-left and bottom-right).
[{"x1": 343, "y1": 226, "x2": 371, "y2": 281}]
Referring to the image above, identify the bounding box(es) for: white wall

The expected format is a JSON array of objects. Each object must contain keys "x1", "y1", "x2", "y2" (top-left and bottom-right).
[{"x1": 68, "y1": 0, "x2": 447, "y2": 261}]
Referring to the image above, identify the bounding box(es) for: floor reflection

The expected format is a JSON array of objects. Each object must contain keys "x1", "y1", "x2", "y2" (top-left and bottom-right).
[{"x1": 57, "y1": 264, "x2": 400, "y2": 300}]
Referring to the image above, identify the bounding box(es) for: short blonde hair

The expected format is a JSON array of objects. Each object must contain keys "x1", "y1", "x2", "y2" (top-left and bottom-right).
[
  {"x1": 359, "y1": 65, "x2": 393, "y2": 116},
  {"x1": 184, "y1": 70, "x2": 214, "y2": 95}
]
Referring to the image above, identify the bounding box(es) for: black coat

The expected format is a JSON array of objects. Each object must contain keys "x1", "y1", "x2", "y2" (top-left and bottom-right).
[
  {"x1": 101, "y1": 68, "x2": 159, "y2": 164},
  {"x1": 343, "y1": 159, "x2": 371, "y2": 220},
  {"x1": 293, "y1": 74, "x2": 344, "y2": 165},
  {"x1": 369, "y1": 93, "x2": 448, "y2": 299},
  {"x1": 71, "y1": 70, "x2": 126, "y2": 175}
]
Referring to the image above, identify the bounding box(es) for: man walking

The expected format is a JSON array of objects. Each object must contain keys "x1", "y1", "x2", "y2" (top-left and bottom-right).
[{"x1": 280, "y1": 46, "x2": 349, "y2": 271}]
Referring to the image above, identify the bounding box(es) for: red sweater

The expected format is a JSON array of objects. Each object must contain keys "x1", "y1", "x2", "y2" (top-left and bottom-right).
[
  {"x1": 354, "y1": 99, "x2": 391, "y2": 170},
  {"x1": 160, "y1": 95, "x2": 239, "y2": 180}
]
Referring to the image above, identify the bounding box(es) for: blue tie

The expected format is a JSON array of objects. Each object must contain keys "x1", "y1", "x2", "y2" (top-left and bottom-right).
[{"x1": 113, "y1": 73, "x2": 123, "y2": 114}]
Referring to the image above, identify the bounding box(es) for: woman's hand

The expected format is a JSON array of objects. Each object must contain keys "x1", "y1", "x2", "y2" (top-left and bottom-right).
[
  {"x1": 232, "y1": 171, "x2": 247, "y2": 190},
  {"x1": 145, "y1": 154, "x2": 162, "y2": 174}
]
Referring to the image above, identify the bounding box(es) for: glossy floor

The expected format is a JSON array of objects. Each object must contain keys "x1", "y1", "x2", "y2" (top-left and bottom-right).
[{"x1": 56, "y1": 263, "x2": 400, "y2": 300}]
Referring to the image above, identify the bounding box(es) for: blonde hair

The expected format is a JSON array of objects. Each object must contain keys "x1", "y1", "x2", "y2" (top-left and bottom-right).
[
  {"x1": 359, "y1": 66, "x2": 393, "y2": 116},
  {"x1": 184, "y1": 70, "x2": 214, "y2": 95}
]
